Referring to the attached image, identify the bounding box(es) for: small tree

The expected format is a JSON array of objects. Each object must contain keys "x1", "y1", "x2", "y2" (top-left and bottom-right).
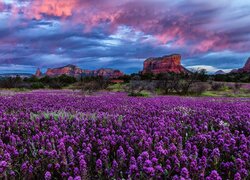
[
  {"x1": 189, "y1": 82, "x2": 209, "y2": 95},
  {"x1": 79, "y1": 76, "x2": 108, "y2": 94},
  {"x1": 211, "y1": 82, "x2": 225, "y2": 91}
]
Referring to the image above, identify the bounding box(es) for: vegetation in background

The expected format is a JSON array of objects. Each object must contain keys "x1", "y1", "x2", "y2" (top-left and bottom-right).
[
  {"x1": 212, "y1": 72, "x2": 250, "y2": 83},
  {"x1": 0, "y1": 71, "x2": 250, "y2": 97}
]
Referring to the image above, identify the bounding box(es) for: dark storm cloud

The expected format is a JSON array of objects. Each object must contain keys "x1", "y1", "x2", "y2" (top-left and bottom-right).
[{"x1": 0, "y1": 0, "x2": 250, "y2": 73}]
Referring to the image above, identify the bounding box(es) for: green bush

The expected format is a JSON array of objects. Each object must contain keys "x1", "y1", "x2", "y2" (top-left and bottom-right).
[
  {"x1": 31, "y1": 82, "x2": 45, "y2": 89},
  {"x1": 128, "y1": 91, "x2": 150, "y2": 97},
  {"x1": 49, "y1": 81, "x2": 63, "y2": 89}
]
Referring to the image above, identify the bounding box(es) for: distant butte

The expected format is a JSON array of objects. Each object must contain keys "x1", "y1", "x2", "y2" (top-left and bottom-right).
[
  {"x1": 45, "y1": 64, "x2": 82, "y2": 77},
  {"x1": 35, "y1": 68, "x2": 42, "y2": 77},
  {"x1": 142, "y1": 54, "x2": 189, "y2": 74},
  {"x1": 35, "y1": 64, "x2": 124, "y2": 78}
]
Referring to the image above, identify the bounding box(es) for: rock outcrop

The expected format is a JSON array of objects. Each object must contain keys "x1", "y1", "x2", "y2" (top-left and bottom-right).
[
  {"x1": 38, "y1": 64, "x2": 124, "y2": 78},
  {"x1": 238, "y1": 58, "x2": 250, "y2": 73},
  {"x1": 231, "y1": 57, "x2": 250, "y2": 73},
  {"x1": 142, "y1": 54, "x2": 188, "y2": 74},
  {"x1": 46, "y1": 64, "x2": 82, "y2": 77},
  {"x1": 35, "y1": 68, "x2": 42, "y2": 77},
  {"x1": 93, "y1": 68, "x2": 124, "y2": 78},
  {"x1": 231, "y1": 69, "x2": 238, "y2": 73}
]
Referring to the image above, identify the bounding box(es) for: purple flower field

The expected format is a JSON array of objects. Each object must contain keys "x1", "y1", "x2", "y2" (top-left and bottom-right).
[{"x1": 0, "y1": 91, "x2": 250, "y2": 179}]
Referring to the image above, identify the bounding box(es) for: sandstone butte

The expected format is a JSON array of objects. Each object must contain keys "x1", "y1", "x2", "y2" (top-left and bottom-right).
[
  {"x1": 35, "y1": 64, "x2": 124, "y2": 78},
  {"x1": 92, "y1": 68, "x2": 124, "y2": 78},
  {"x1": 46, "y1": 64, "x2": 82, "y2": 77},
  {"x1": 35, "y1": 68, "x2": 42, "y2": 77},
  {"x1": 142, "y1": 54, "x2": 189, "y2": 74}
]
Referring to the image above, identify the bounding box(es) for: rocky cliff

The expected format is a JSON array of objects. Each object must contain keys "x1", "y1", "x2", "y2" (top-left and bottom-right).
[
  {"x1": 93, "y1": 68, "x2": 124, "y2": 78},
  {"x1": 142, "y1": 54, "x2": 188, "y2": 74},
  {"x1": 45, "y1": 64, "x2": 83, "y2": 77},
  {"x1": 35, "y1": 68, "x2": 42, "y2": 77},
  {"x1": 38, "y1": 64, "x2": 124, "y2": 78},
  {"x1": 239, "y1": 58, "x2": 250, "y2": 72},
  {"x1": 232, "y1": 57, "x2": 250, "y2": 73}
]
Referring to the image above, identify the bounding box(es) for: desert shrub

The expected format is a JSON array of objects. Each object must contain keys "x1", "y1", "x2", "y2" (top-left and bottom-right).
[
  {"x1": 49, "y1": 81, "x2": 63, "y2": 89},
  {"x1": 40, "y1": 76, "x2": 52, "y2": 84},
  {"x1": 245, "y1": 88, "x2": 250, "y2": 94},
  {"x1": 117, "y1": 75, "x2": 131, "y2": 83},
  {"x1": 16, "y1": 82, "x2": 31, "y2": 89},
  {"x1": 80, "y1": 78, "x2": 108, "y2": 93},
  {"x1": 81, "y1": 81, "x2": 101, "y2": 92},
  {"x1": 213, "y1": 72, "x2": 250, "y2": 83},
  {"x1": 31, "y1": 82, "x2": 45, "y2": 89},
  {"x1": 211, "y1": 82, "x2": 225, "y2": 91},
  {"x1": 58, "y1": 75, "x2": 77, "y2": 85},
  {"x1": 24, "y1": 75, "x2": 39, "y2": 83},
  {"x1": 128, "y1": 91, "x2": 150, "y2": 97},
  {"x1": 156, "y1": 69, "x2": 208, "y2": 95},
  {"x1": 220, "y1": 85, "x2": 230, "y2": 91},
  {"x1": 232, "y1": 82, "x2": 243, "y2": 94},
  {"x1": 234, "y1": 82, "x2": 242, "y2": 90},
  {"x1": 128, "y1": 80, "x2": 157, "y2": 95},
  {"x1": 190, "y1": 82, "x2": 210, "y2": 95},
  {"x1": 140, "y1": 73, "x2": 154, "y2": 80},
  {"x1": 108, "y1": 83, "x2": 124, "y2": 92}
]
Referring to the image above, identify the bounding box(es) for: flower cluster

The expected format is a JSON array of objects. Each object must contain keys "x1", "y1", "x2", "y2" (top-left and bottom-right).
[{"x1": 0, "y1": 91, "x2": 249, "y2": 179}]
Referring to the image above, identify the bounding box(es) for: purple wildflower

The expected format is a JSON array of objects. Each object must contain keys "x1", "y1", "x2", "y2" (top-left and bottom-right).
[
  {"x1": 96, "y1": 159, "x2": 103, "y2": 173},
  {"x1": 44, "y1": 171, "x2": 52, "y2": 180},
  {"x1": 181, "y1": 167, "x2": 189, "y2": 178}
]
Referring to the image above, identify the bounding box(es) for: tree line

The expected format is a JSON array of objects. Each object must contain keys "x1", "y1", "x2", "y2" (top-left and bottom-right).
[{"x1": 0, "y1": 70, "x2": 249, "y2": 96}]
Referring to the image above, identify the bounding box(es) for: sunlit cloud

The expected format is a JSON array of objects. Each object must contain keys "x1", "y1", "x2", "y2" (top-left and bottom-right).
[{"x1": 0, "y1": 0, "x2": 250, "y2": 73}]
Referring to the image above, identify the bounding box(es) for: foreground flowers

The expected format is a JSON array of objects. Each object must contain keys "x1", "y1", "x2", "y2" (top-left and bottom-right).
[{"x1": 0, "y1": 91, "x2": 249, "y2": 179}]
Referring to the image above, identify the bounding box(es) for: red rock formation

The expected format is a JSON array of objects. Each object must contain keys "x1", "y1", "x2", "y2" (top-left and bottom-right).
[
  {"x1": 231, "y1": 69, "x2": 238, "y2": 73},
  {"x1": 111, "y1": 70, "x2": 124, "y2": 78},
  {"x1": 44, "y1": 65, "x2": 124, "y2": 78},
  {"x1": 93, "y1": 68, "x2": 124, "y2": 78},
  {"x1": 241, "y1": 58, "x2": 250, "y2": 72},
  {"x1": 82, "y1": 70, "x2": 93, "y2": 76},
  {"x1": 45, "y1": 64, "x2": 83, "y2": 77},
  {"x1": 35, "y1": 68, "x2": 42, "y2": 77},
  {"x1": 232, "y1": 57, "x2": 250, "y2": 73},
  {"x1": 142, "y1": 54, "x2": 188, "y2": 74}
]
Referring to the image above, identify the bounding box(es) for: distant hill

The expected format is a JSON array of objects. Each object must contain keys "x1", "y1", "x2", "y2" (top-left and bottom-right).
[{"x1": 214, "y1": 70, "x2": 226, "y2": 75}]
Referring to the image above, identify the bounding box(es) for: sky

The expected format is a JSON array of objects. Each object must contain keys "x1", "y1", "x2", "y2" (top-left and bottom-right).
[{"x1": 0, "y1": 0, "x2": 250, "y2": 74}]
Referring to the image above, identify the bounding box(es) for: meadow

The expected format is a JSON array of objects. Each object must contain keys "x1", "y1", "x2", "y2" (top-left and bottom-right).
[{"x1": 0, "y1": 90, "x2": 249, "y2": 179}]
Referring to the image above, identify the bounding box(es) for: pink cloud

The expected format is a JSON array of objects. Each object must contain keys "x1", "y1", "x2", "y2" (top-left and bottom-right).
[
  {"x1": 25, "y1": 0, "x2": 78, "y2": 19},
  {"x1": 0, "y1": 1, "x2": 3, "y2": 11},
  {"x1": 3, "y1": 0, "x2": 250, "y2": 55}
]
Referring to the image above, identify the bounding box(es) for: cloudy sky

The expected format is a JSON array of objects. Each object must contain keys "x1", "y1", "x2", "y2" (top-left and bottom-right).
[{"x1": 0, "y1": 0, "x2": 250, "y2": 74}]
